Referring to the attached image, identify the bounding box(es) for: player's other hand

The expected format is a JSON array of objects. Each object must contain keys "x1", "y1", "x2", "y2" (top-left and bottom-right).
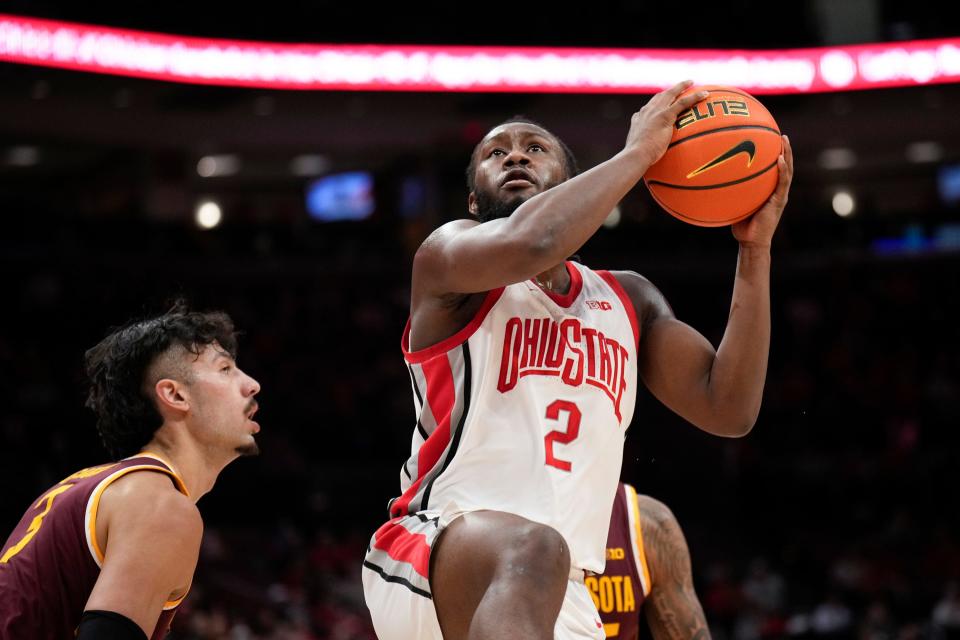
[
  {"x1": 625, "y1": 80, "x2": 708, "y2": 169},
  {"x1": 732, "y1": 134, "x2": 794, "y2": 250}
]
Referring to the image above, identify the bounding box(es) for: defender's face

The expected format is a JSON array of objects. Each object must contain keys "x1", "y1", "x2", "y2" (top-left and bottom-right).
[
  {"x1": 469, "y1": 123, "x2": 568, "y2": 218},
  {"x1": 187, "y1": 344, "x2": 261, "y2": 457}
]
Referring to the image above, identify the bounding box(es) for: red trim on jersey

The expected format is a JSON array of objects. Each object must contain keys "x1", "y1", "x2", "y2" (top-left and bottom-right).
[
  {"x1": 390, "y1": 351, "x2": 457, "y2": 516},
  {"x1": 373, "y1": 520, "x2": 432, "y2": 579},
  {"x1": 417, "y1": 355, "x2": 456, "y2": 475},
  {"x1": 533, "y1": 261, "x2": 583, "y2": 308},
  {"x1": 391, "y1": 474, "x2": 424, "y2": 518},
  {"x1": 597, "y1": 270, "x2": 640, "y2": 348},
  {"x1": 402, "y1": 287, "x2": 505, "y2": 364}
]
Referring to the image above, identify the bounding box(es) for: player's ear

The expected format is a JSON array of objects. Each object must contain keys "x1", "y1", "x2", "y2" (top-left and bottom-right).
[
  {"x1": 468, "y1": 192, "x2": 479, "y2": 216},
  {"x1": 154, "y1": 379, "x2": 189, "y2": 414}
]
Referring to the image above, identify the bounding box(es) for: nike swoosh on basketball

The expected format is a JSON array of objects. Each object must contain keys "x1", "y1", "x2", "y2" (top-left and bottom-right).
[{"x1": 686, "y1": 140, "x2": 757, "y2": 179}]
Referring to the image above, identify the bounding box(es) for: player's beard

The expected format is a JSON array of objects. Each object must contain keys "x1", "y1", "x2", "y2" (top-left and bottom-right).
[
  {"x1": 473, "y1": 187, "x2": 528, "y2": 223},
  {"x1": 236, "y1": 441, "x2": 260, "y2": 457}
]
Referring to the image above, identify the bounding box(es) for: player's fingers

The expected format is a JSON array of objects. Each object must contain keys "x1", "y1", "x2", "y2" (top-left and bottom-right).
[
  {"x1": 651, "y1": 80, "x2": 694, "y2": 107},
  {"x1": 770, "y1": 138, "x2": 792, "y2": 205},
  {"x1": 778, "y1": 136, "x2": 793, "y2": 188},
  {"x1": 666, "y1": 79, "x2": 695, "y2": 99},
  {"x1": 775, "y1": 157, "x2": 789, "y2": 192},
  {"x1": 782, "y1": 134, "x2": 794, "y2": 178},
  {"x1": 638, "y1": 80, "x2": 692, "y2": 116},
  {"x1": 670, "y1": 89, "x2": 710, "y2": 114}
]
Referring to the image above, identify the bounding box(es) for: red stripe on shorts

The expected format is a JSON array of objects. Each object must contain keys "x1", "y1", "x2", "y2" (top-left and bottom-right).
[{"x1": 373, "y1": 521, "x2": 432, "y2": 579}]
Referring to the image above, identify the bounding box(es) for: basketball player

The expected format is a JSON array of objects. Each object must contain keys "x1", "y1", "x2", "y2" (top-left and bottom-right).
[
  {"x1": 0, "y1": 303, "x2": 261, "y2": 640},
  {"x1": 593, "y1": 483, "x2": 709, "y2": 640},
  {"x1": 363, "y1": 80, "x2": 793, "y2": 639}
]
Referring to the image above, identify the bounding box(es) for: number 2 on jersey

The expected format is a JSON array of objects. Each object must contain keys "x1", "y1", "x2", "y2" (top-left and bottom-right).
[{"x1": 544, "y1": 400, "x2": 581, "y2": 471}]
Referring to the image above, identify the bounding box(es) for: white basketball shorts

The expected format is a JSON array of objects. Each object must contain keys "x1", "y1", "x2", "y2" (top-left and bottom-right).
[{"x1": 362, "y1": 510, "x2": 606, "y2": 640}]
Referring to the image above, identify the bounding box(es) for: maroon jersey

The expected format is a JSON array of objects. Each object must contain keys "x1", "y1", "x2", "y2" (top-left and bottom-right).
[
  {"x1": 588, "y1": 482, "x2": 652, "y2": 640},
  {"x1": 0, "y1": 453, "x2": 190, "y2": 640}
]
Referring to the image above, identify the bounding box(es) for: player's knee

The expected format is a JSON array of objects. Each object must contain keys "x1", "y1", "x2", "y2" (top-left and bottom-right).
[{"x1": 497, "y1": 521, "x2": 570, "y2": 588}]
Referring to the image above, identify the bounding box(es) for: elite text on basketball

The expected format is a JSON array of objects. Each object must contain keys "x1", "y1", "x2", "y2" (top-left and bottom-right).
[{"x1": 676, "y1": 99, "x2": 750, "y2": 130}]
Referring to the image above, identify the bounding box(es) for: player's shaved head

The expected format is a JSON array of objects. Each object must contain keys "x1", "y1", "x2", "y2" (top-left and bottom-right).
[{"x1": 145, "y1": 343, "x2": 194, "y2": 389}]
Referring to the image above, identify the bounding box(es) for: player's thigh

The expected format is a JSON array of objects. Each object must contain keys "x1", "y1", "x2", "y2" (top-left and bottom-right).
[{"x1": 431, "y1": 510, "x2": 571, "y2": 636}]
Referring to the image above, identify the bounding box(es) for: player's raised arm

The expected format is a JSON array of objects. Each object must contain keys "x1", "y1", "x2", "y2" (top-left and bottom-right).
[
  {"x1": 80, "y1": 473, "x2": 201, "y2": 639},
  {"x1": 413, "y1": 81, "x2": 709, "y2": 297},
  {"x1": 638, "y1": 496, "x2": 711, "y2": 640},
  {"x1": 615, "y1": 135, "x2": 793, "y2": 437}
]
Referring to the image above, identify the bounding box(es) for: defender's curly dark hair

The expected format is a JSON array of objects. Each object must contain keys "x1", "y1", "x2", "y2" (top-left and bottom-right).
[
  {"x1": 84, "y1": 301, "x2": 238, "y2": 459},
  {"x1": 465, "y1": 116, "x2": 580, "y2": 193}
]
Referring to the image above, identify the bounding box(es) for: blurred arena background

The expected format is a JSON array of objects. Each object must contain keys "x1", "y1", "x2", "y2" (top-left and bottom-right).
[{"x1": 2, "y1": 2, "x2": 960, "y2": 638}]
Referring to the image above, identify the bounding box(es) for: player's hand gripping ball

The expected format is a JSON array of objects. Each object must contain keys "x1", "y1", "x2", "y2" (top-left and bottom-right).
[{"x1": 644, "y1": 85, "x2": 782, "y2": 227}]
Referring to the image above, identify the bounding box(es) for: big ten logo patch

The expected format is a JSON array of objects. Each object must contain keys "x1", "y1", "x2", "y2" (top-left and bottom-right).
[{"x1": 586, "y1": 300, "x2": 613, "y2": 311}]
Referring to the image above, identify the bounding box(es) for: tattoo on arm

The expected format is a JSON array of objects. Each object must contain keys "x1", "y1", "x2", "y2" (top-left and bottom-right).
[{"x1": 640, "y1": 498, "x2": 712, "y2": 640}]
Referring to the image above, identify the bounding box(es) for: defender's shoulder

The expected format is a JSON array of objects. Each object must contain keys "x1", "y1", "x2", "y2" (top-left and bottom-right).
[
  {"x1": 634, "y1": 493, "x2": 677, "y2": 533},
  {"x1": 101, "y1": 471, "x2": 200, "y2": 535}
]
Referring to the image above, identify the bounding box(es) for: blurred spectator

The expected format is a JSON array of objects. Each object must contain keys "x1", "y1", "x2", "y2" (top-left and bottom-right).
[
  {"x1": 859, "y1": 601, "x2": 895, "y2": 640},
  {"x1": 933, "y1": 582, "x2": 960, "y2": 639},
  {"x1": 810, "y1": 594, "x2": 853, "y2": 637},
  {"x1": 742, "y1": 557, "x2": 787, "y2": 614}
]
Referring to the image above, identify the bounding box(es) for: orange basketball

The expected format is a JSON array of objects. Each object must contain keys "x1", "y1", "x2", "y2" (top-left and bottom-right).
[{"x1": 643, "y1": 85, "x2": 782, "y2": 227}]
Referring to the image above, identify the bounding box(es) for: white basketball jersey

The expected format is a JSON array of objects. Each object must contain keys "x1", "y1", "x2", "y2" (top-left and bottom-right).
[{"x1": 392, "y1": 261, "x2": 639, "y2": 573}]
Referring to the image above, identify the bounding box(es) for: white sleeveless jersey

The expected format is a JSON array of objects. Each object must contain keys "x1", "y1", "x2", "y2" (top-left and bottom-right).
[{"x1": 392, "y1": 261, "x2": 639, "y2": 573}]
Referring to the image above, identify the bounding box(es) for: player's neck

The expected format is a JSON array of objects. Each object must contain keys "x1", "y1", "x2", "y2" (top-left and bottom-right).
[
  {"x1": 139, "y1": 440, "x2": 224, "y2": 502},
  {"x1": 534, "y1": 262, "x2": 570, "y2": 295}
]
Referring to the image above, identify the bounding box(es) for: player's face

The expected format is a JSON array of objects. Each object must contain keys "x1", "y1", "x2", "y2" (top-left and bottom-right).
[
  {"x1": 469, "y1": 123, "x2": 568, "y2": 222},
  {"x1": 186, "y1": 343, "x2": 261, "y2": 458}
]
